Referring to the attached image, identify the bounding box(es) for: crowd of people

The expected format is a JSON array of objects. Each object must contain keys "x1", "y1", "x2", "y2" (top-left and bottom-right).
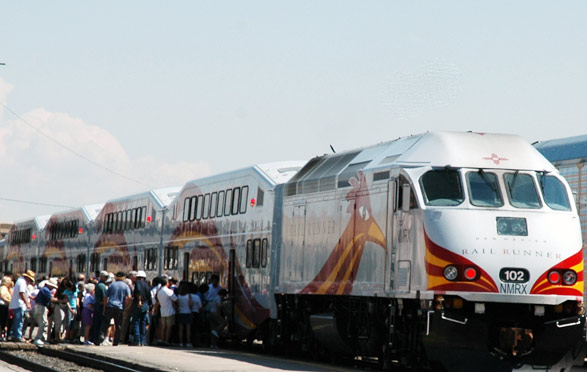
[{"x1": 0, "y1": 269, "x2": 230, "y2": 348}]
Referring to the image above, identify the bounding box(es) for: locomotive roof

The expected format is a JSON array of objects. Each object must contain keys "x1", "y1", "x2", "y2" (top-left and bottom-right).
[
  {"x1": 285, "y1": 131, "x2": 555, "y2": 197},
  {"x1": 533, "y1": 134, "x2": 587, "y2": 163}
]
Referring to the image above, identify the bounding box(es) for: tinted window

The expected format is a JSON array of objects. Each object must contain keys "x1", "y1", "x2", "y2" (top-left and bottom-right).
[
  {"x1": 420, "y1": 170, "x2": 464, "y2": 206},
  {"x1": 467, "y1": 171, "x2": 503, "y2": 207},
  {"x1": 224, "y1": 189, "x2": 232, "y2": 216},
  {"x1": 217, "y1": 191, "x2": 225, "y2": 217},
  {"x1": 210, "y1": 192, "x2": 217, "y2": 218},
  {"x1": 232, "y1": 187, "x2": 241, "y2": 215},
  {"x1": 240, "y1": 186, "x2": 248, "y2": 214},
  {"x1": 183, "y1": 198, "x2": 190, "y2": 222},
  {"x1": 504, "y1": 173, "x2": 541, "y2": 209},
  {"x1": 203, "y1": 193, "x2": 210, "y2": 219},
  {"x1": 537, "y1": 174, "x2": 571, "y2": 211}
]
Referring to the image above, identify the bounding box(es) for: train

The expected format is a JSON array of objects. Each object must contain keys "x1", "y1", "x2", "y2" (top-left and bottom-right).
[{"x1": 2, "y1": 131, "x2": 585, "y2": 371}]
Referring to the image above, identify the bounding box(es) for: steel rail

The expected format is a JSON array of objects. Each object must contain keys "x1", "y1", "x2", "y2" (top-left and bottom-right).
[
  {"x1": 38, "y1": 347, "x2": 158, "y2": 372},
  {"x1": 0, "y1": 349, "x2": 62, "y2": 372}
]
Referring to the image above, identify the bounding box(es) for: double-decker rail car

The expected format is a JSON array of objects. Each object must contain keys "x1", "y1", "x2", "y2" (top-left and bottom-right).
[
  {"x1": 271, "y1": 132, "x2": 584, "y2": 371},
  {"x1": 91, "y1": 187, "x2": 180, "y2": 279},
  {"x1": 39, "y1": 204, "x2": 104, "y2": 278},
  {"x1": 164, "y1": 161, "x2": 304, "y2": 335},
  {"x1": 3, "y1": 216, "x2": 50, "y2": 275}
]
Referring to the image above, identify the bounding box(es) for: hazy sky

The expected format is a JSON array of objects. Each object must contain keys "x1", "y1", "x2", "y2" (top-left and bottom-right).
[{"x1": 1, "y1": 1, "x2": 586, "y2": 222}]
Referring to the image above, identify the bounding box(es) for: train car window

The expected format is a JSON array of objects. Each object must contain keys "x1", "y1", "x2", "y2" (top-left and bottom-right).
[
  {"x1": 30, "y1": 258, "x2": 37, "y2": 272},
  {"x1": 537, "y1": 174, "x2": 571, "y2": 211},
  {"x1": 466, "y1": 171, "x2": 503, "y2": 207},
  {"x1": 217, "y1": 191, "x2": 225, "y2": 217},
  {"x1": 141, "y1": 207, "x2": 147, "y2": 228},
  {"x1": 253, "y1": 239, "x2": 261, "y2": 268},
  {"x1": 338, "y1": 161, "x2": 370, "y2": 188},
  {"x1": 256, "y1": 188, "x2": 264, "y2": 207},
  {"x1": 240, "y1": 186, "x2": 248, "y2": 214},
  {"x1": 190, "y1": 196, "x2": 197, "y2": 221},
  {"x1": 224, "y1": 189, "x2": 233, "y2": 216},
  {"x1": 203, "y1": 193, "x2": 211, "y2": 219},
  {"x1": 183, "y1": 198, "x2": 190, "y2": 222},
  {"x1": 374, "y1": 171, "x2": 390, "y2": 181},
  {"x1": 134, "y1": 208, "x2": 139, "y2": 228},
  {"x1": 196, "y1": 195, "x2": 204, "y2": 220},
  {"x1": 504, "y1": 173, "x2": 541, "y2": 209},
  {"x1": 246, "y1": 240, "x2": 252, "y2": 268},
  {"x1": 113, "y1": 213, "x2": 119, "y2": 232},
  {"x1": 261, "y1": 238, "x2": 268, "y2": 268},
  {"x1": 210, "y1": 192, "x2": 218, "y2": 218},
  {"x1": 192, "y1": 272, "x2": 198, "y2": 283},
  {"x1": 420, "y1": 170, "x2": 464, "y2": 206},
  {"x1": 103, "y1": 257, "x2": 108, "y2": 271},
  {"x1": 129, "y1": 210, "x2": 135, "y2": 230},
  {"x1": 206, "y1": 271, "x2": 212, "y2": 284},
  {"x1": 232, "y1": 187, "x2": 241, "y2": 215}
]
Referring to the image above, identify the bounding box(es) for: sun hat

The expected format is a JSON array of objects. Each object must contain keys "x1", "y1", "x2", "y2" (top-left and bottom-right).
[
  {"x1": 22, "y1": 270, "x2": 35, "y2": 282},
  {"x1": 136, "y1": 270, "x2": 146, "y2": 278},
  {"x1": 46, "y1": 278, "x2": 59, "y2": 289}
]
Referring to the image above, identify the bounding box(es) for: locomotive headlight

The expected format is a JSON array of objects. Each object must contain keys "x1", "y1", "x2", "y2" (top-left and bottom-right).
[
  {"x1": 496, "y1": 217, "x2": 528, "y2": 236},
  {"x1": 444, "y1": 265, "x2": 459, "y2": 281},
  {"x1": 562, "y1": 270, "x2": 577, "y2": 285}
]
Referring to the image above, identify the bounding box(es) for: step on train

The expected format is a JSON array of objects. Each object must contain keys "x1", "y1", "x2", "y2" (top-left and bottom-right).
[{"x1": 2, "y1": 131, "x2": 585, "y2": 371}]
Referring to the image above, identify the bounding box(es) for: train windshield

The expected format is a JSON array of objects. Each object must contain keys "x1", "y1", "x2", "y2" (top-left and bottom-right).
[
  {"x1": 466, "y1": 171, "x2": 503, "y2": 207},
  {"x1": 504, "y1": 173, "x2": 542, "y2": 209},
  {"x1": 420, "y1": 169, "x2": 464, "y2": 206},
  {"x1": 537, "y1": 173, "x2": 572, "y2": 211}
]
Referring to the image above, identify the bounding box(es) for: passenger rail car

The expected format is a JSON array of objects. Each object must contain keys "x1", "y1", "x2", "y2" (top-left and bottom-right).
[
  {"x1": 163, "y1": 161, "x2": 304, "y2": 334},
  {"x1": 2, "y1": 131, "x2": 584, "y2": 371},
  {"x1": 4, "y1": 216, "x2": 50, "y2": 275},
  {"x1": 91, "y1": 187, "x2": 180, "y2": 277},
  {"x1": 41, "y1": 204, "x2": 104, "y2": 278}
]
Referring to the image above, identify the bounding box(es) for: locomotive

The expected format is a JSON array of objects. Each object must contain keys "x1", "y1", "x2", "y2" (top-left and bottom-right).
[{"x1": 3, "y1": 131, "x2": 584, "y2": 371}]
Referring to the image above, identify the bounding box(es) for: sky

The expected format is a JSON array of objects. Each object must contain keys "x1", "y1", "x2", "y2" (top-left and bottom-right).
[{"x1": 1, "y1": 1, "x2": 587, "y2": 222}]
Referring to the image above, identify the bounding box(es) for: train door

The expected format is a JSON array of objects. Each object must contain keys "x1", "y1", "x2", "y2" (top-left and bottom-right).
[{"x1": 227, "y1": 249, "x2": 236, "y2": 331}]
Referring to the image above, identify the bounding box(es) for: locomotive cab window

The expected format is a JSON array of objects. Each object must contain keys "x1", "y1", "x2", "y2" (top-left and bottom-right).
[
  {"x1": 466, "y1": 171, "x2": 503, "y2": 207},
  {"x1": 537, "y1": 173, "x2": 571, "y2": 211},
  {"x1": 504, "y1": 173, "x2": 541, "y2": 209},
  {"x1": 420, "y1": 169, "x2": 464, "y2": 206}
]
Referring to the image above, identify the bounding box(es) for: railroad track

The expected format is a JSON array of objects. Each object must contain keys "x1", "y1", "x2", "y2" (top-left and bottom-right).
[{"x1": 0, "y1": 346, "x2": 161, "y2": 372}]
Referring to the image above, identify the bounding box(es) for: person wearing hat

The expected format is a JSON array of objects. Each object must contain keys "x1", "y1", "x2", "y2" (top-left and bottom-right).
[
  {"x1": 32, "y1": 278, "x2": 58, "y2": 346},
  {"x1": 8, "y1": 270, "x2": 35, "y2": 342},
  {"x1": 131, "y1": 270, "x2": 151, "y2": 346},
  {"x1": 91, "y1": 271, "x2": 109, "y2": 345},
  {"x1": 101, "y1": 272, "x2": 131, "y2": 346}
]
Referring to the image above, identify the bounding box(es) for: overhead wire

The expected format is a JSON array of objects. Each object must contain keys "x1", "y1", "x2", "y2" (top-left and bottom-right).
[
  {"x1": 0, "y1": 101, "x2": 154, "y2": 189},
  {"x1": 0, "y1": 197, "x2": 74, "y2": 209}
]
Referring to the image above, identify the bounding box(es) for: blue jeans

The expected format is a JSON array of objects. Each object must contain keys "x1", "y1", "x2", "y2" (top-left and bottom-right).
[
  {"x1": 132, "y1": 303, "x2": 149, "y2": 345},
  {"x1": 9, "y1": 308, "x2": 24, "y2": 340}
]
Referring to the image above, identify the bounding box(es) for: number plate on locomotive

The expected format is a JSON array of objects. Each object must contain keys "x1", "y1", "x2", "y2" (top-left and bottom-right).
[{"x1": 499, "y1": 268, "x2": 529, "y2": 283}]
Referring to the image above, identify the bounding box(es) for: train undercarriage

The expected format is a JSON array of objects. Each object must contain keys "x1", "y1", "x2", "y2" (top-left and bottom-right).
[{"x1": 256, "y1": 294, "x2": 586, "y2": 371}]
